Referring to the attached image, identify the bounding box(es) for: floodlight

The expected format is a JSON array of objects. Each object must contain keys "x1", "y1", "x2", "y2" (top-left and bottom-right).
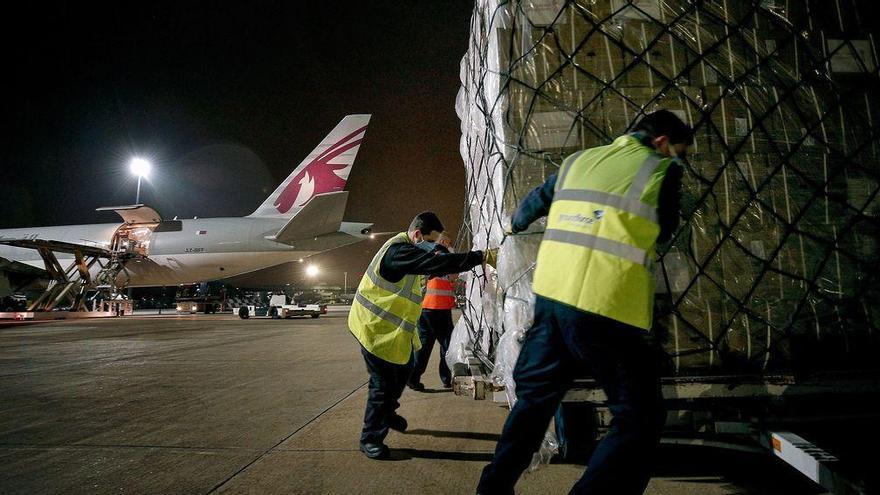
[{"x1": 130, "y1": 157, "x2": 151, "y2": 178}]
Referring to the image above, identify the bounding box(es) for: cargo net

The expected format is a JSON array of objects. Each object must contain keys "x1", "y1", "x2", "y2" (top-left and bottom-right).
[{"x1": 450, "y1": 0, "x2": 880, "y2": 388}]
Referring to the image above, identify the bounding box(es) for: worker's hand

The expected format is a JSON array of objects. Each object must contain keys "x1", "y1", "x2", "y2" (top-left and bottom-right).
[
  {"x1": 483, "y1": 248, "x2": 499, "y2": 269},
  {"x1": 502, "y1": 217, "x2": 516, "y2": 236}
]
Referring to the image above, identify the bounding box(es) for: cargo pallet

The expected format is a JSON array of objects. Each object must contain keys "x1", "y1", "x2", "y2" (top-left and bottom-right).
[{"x1": 453, "y1": 351, "x2": 877, "y2": 495}]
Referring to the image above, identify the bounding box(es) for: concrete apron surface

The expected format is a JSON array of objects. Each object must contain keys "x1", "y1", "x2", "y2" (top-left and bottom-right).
[{"x1": 0, "y1": 313, "x2": 822, "y2": 494}]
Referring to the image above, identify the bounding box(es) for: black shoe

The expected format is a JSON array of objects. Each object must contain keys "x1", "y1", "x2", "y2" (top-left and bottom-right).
[
  {"x1": 360, "y1": 442, "x2": 390, "y2": 459},
  {"x1": 408, "y1": 381, "x2": 425, "y2": 392},
  {"x1": 389, "y1": 414, "x2": 408, "y2": 432},
  {"x1": 442, "y1": 381, "x2": 452, "y2": 389}
]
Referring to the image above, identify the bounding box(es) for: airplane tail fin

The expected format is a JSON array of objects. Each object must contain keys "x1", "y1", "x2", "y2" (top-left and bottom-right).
[{"x1": 249, "y1": 114, "x2": 371, "y2": 218}]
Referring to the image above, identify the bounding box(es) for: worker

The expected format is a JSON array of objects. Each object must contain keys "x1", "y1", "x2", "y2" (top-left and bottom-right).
[
  {"x1": 408, "y1": 233, "x2": 458, "y2": 391},
  {"x1": 350, "y1": 211, "x2": 497, "y2": 460},
  {"x1": 477, "y1": 110, "x2": 693, "y2": 494}
]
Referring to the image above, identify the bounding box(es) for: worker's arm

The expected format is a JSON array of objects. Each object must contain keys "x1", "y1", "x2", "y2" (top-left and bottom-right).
[
  {"x1": 426, "y1": 245, "x2": 459, "y2": 281},
  {"x1": 510, "y1": 174, "x2": 557, "y2": 233},
  {"x1": 379, "y1": 243, "x2": 484, "y2": 283},
  {"x1": 656, "y1": 162, "x2": 683, "y2": 244}
]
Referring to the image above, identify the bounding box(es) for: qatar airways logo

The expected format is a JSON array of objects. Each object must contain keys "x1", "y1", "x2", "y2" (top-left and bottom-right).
[{"x1": 274, "y1": 125, "x2": 367, "y2": 214}]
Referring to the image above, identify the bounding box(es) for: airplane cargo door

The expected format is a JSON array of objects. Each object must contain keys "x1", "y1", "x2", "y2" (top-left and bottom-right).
[{"x1": 111, "y1": 223, "x2": 158, "y2": 257}]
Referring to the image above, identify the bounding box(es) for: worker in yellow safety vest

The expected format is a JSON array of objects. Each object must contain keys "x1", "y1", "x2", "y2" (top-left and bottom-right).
[
  {"x1": 408, "y1": 234, "x2": 458, "y2": 391},
  {"x1": 478, "y1": 110, "x2": 693, "y2": 495},
  {"x1": 350, "y1": 211, "x2": 497, "y2": 459}
]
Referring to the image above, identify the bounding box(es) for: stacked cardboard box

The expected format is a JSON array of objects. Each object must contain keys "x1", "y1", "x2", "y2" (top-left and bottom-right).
[{"x1": 454, "y1": 0, "x2": 880, "y2": 377}]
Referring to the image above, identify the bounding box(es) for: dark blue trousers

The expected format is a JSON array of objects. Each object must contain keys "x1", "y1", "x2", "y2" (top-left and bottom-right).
[
  {"x1": 360, "y1": 346, "x2": 413, "y2": 444},
  {"x1": 478, "y1": 296, "x2": 665, "y2": 495},
  {"x1": 410, "y1": 309, "x2": 453, "y2": 386}
]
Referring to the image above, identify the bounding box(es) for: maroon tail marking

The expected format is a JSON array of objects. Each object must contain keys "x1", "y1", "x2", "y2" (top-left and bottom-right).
[{"x1": 274, "y1": 125, "x2": 367, "y2": 214}]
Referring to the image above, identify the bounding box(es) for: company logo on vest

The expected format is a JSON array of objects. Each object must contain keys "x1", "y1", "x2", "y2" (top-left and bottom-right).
[{"x1": 558, "y1": 209, "x2": 605, "y2": 226}]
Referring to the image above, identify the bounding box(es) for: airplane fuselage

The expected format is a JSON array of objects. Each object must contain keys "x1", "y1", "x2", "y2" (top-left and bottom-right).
[{"x1": 0, "y1": 217, "x2": 362, "y2": 287}]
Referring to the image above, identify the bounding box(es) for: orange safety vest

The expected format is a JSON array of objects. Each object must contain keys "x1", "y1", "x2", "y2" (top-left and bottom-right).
[{"x1": 422, "y1": 276, "x2": 456, "y2": 310}]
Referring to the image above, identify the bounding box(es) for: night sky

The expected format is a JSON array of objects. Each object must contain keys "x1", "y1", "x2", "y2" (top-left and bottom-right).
[{"x1": 1, "y1": 2, "x2": 474, "y2": 286}]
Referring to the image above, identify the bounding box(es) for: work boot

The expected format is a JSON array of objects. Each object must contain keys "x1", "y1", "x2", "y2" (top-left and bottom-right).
[
  {"x1": 359, "y1": 442, "x2": 390, "y2": 460},
  {"x1": 389, "y1": 414, "x2": 408, "y2": 432},
  {"x1": 407, "y1": 381, "x2": 425, "y2": 392}
]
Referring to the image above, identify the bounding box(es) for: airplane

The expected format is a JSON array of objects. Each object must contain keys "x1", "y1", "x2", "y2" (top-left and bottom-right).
[{"x1": 0, "y1": 114, "x2": 374, "y2": 294}]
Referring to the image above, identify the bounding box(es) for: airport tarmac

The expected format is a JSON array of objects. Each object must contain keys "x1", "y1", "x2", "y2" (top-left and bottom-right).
[{"x1": 0, "y1": 313, "x2": 824, "y2": 494}]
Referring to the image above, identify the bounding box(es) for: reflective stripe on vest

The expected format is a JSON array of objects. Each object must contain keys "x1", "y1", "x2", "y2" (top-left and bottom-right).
[
  {"x1": 423, "y1": 276, "x2": 456, "y2": 310},
  {"x1": 348, "y1": 232, "x2": 425, "y2": 364},
  {"x1": 354, "y1": 292, "x2": 417, "y2": 333},
  {"x1": 542, "y1": 229, "x2": 649, "y2": 266},
  {"x1": 533, "y1": 134, "x2": 672, "y2": 330},
  {"x1": 365, "y1": 264, "x2": 422, "y2": 305},
  {"x1": 555, "y1": 150, "x2": 587, "y2": 193},
  {"x1": 426, "y1": 288, "x2": 455, "y2": 296},
  {"x1": 553, "y1": 189, "x2": 658, "y2": 222}
]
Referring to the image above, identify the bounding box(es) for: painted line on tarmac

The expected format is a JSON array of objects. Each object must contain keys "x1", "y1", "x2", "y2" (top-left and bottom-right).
[
  {"x1": 204, "y1": 380, "x2": 369, "y2": 495},
  {"x1": 273, "y1": 447, "x2": 496, "y2": 453}
]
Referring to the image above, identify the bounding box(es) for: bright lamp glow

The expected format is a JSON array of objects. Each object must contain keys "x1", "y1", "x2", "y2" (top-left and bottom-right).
[
  {"x1": 305, "y1": 265, "x2": 320, "y2": 277},
  {"x1": 129, "y1": 157, "x2": 152, "y2": 177}
]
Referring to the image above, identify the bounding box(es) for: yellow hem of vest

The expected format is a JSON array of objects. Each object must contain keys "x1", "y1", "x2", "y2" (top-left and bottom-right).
[{"x1": 349, "y1": 326, "x2": 415, "y2": 364}]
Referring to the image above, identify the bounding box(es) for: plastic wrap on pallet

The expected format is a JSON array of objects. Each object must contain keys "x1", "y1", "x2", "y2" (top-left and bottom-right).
[{"x1": 457, "y1": 0, "x2": 880, "y2": 468}]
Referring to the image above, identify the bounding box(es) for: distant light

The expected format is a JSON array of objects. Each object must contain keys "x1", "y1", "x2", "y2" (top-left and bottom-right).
[
  {"x1": 130, "y1": 157, "x2": 152, "y2": 178},
  {"x1": 369, "y1": 234, "x2": 376, "y2": 240},
  {"x1": 298, "y1": 258, "x2": 304, "y2": 263},
  {"x1": 306, "y1": 265, "x2": 320, "y2": 277}
]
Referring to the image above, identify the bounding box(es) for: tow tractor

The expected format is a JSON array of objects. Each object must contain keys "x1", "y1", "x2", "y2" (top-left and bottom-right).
[
  {"x1": 175, "y1": 282, "x2": 225, "y2": 314},
  {"x1": 235, "y1": 294, "x2": 326, "y2": 319}
]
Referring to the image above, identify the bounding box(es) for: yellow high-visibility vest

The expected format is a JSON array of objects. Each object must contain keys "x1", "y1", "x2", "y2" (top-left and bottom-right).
[
  {"x1": 349, "y1": 232, "x2": 425, "y2": 363},
  {"x1": 532, "y1": 134, "x2": 674, "y2": 330}
]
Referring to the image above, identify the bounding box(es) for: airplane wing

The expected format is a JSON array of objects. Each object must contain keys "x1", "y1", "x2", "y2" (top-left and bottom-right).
[
  {"x1": 266, "y1": 191, "x2": 349, "y2": 245},
  {"x1": 0, "y1": 238, "x2": 113, "y2": 283},
  {"x1": 0, "y1": 238, "x2": 112, "y2": 258},
  {"x1": 0, "y1": 256, "x2": 48, "y2": 276}
]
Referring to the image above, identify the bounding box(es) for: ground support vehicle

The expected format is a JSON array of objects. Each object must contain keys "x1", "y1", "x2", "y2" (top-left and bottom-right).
[
  {"x1": 175, "y1": 282, "x2": 225, "y2": 314},
  {"x1": 235, "y1": 294, "x2": 326, "y2": 319}
]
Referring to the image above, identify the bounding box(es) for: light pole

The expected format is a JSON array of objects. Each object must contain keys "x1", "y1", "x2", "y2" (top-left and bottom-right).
[
  {"x1": 343, "y1": 271, "x2": 348, "y2": 295},
  {"x1": 126, "y1": 157, "x2": 151, "y2": 304},
  {"x1": 129, "y1": 157, "x2": 151, "y2": 203}
]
